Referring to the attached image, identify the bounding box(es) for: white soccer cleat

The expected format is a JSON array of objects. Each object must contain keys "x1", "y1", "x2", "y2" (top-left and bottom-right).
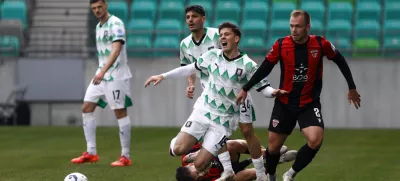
[
  {"x1": 279, "y1": 150, "x2": 297, "y2": 163},
  {"x1": 267, "y1": 174, "x2": 277, "y2": 181},
  {"x1": 216, "y1": 169, "x2": 235, "y2": 181},
  {"x1": 256, "y1": 172, "x2": 268, "y2": 181},
  {"x1": 283, "y1": 172, "x2": 295, "y2": 181},
  {"x1": 280, "y1": 145, "x2": 288, "y2": 155}
]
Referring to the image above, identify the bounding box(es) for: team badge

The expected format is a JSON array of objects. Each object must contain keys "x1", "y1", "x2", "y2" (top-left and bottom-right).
[
  {"x1": 311, "y1": 49, "x2": 318, "y2": 58},
  {"x1": 104, "y1": 30, "x2": 108, "y2": 38},
  {"x1": 272, "y1": 119, "x2": 279, "y2": 128},
  {"x1": 236, "y1": 68, "x2": 243, "y2": 76}
]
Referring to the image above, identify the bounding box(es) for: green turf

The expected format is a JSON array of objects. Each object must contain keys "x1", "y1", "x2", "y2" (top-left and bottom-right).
[{"x1": 0, "y1": 127, "x2": 399, "y2": 181}]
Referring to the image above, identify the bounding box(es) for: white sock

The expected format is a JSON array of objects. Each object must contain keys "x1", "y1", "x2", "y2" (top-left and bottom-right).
[
  {"x1": 83, "y1": 113, "x2": 97, "y2": 155},
  {"x1": 169, "y1": 137, "x2": 177, "y2": 156},
  {"x1": 286, "y1": 167, "x2": 297, "y2": 178},
  {"x1": 118, "y1": 116, "x2": 131, "y2": 158},
  {"x1": 252, "y1": 156, "x2": 266, "y2": 177},
  {"x1": 217, "y1": 151, "x2": 233, "y2": 172}
]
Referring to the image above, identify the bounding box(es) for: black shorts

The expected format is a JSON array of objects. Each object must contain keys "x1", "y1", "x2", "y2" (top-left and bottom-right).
[{"x1": 268, "y1": 99, "x2": 324, "y2": 135}]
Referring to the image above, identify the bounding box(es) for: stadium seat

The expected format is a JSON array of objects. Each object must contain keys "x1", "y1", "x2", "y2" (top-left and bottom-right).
[
  {"x1": 0, "y1": 0, "x2": 27, "y2": 29},
  {"x1": 213, "y1": 19, "x2": 239, "y2": 28},
  {"x1": 127, "y1": 19, "x2": 154, "y2": 39},
  {"x1": 327, "y1": 0, "x2": 354, "y2": 3},
  {"x1": 300, "y1": 2, "x2": 325, "y2": 23},
  {"x1": 272, "y1": 2, "x2": 297, "y2": 20},
  {"x1": 273, "y1": 0, "x2": 297, "y2": 3},
  {"x1": 384, "y1": 1, "x2": 400, "y2": 21},
  {"x1": 153, "y1": 35, "x2": 180, "y2": 57},
  {"x1": 330, "y1": 38, "x2": 351, "y2": 56},
  {"x1": 187, "y1": 0, "x2": 213, "y2": 14},
  {"x1": 240, "y1": 37, "x2": 266, "y2": 57},
  {"x1": 218, "y1": 0, "x2": 242, "y2": 4},
  {"x1": 355, "y1": 0, "x2": 380, "y2": 3},
  {"x1": 215, "y1": 1, "x2": 241, "y2": 22},
  {"x1": 155, "y1": 19, "x2": 182, "y2": 37},
  {"x1": 0, "y1": 35, "x2": 19, "y2": 56},
  {"x1": 162, "y1": 0, "x2": 186, "y2": 3},
  {"x1": 159, "y1": 1, "x2": 185, "y2": 21},
  {"x1": 352, "y1": 38, "x2": 380, "y2": 57},
  {"x1": 383, "y1": 37, "x2": 400, "y2": 57},
  {"x1": 310, "y1": 20, "x2": 324, "y2": 36},
  {"x1": 243, "y1": 1, "x2": 269, "y2": 22},
  {"x1": 270, "y1": 20, "x2": 290, "y2": 40},
  {"x1": 107, "y1": 1, "x2": 128, "y2": 24},
  {"x1": 130, "y1": 0, "x2": 157, "y2": 21},
  {"x1": 126, "y1": 36, "x2": 152, "y2": 57},
  {"x1": 354, "y1": 20, "x2": 380, "y2": 39},
  {"x1": 383, "y1": 20, "x2": 400, "y2": 39},
  {"x1": 242, "y1": 20, "x2": 268, "y2": 39},
  {"x1": 301, "y1": 0, "x2": 323, "y2": 2},
  {"x1": 327, "y1": 2, "x2": 353, "y2": 22},
  {"x1": 355, "y1": 2, "x2": 381, "y2": 22},
  {"x1": 267, "y1": 36, "x2": 281, "y2": 48},
  {"x1": 326, "y1": 20, "x2": 352, "y2": 39}
]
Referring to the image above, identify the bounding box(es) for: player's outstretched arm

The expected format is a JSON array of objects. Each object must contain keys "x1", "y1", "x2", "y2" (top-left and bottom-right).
[{"x1": 144, "y1": 63, "x2": 197, "y2": 87}]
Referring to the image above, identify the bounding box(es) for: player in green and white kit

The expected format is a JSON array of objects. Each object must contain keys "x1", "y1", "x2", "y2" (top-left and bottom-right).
[
  {"x1": 145, "y1": 22, "x2": 287, "y2": 181},
  {"x1": 178, "y1": 5, "x2": 274, "y2": 181},
  {"x1": 71, "y1": 0, "x2": 133, "y2": 167}
]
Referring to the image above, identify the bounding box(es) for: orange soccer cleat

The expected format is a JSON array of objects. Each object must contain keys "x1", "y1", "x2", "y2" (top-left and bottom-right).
[
  {"x1": 71, "y1": 152, "x2": 99, "y2": 164},
  {"x1": 110, "y1": 156, "x2": 132, "y2": 167}
]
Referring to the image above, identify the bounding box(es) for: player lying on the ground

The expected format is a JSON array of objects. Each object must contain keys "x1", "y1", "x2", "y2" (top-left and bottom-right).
[{"x1": 176, "y1": 139, "x2": 298, "y2": 181}]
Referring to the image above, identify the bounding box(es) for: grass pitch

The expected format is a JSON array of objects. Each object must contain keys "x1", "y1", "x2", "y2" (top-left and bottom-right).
[{"x1": 0, "y1": 127, "x2": 399, "y2": 181}]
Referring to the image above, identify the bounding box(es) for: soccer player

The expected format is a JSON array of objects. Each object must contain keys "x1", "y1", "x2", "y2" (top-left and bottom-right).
[
  {"x1": 145, "y1": 22, "x2": 287, "y2": 181},
  {"x1": 180, "y1": 5, "x2": 270, "y2": 180},
  {"x1": 235, "y1": 10, "x2": 361, "y2": 181},
  {"x1": 177, "y1": 140, "x2": 298, "y2": 181},
  {"x1": 71, "y1": 0, "x2": 133, "y2": 167}
]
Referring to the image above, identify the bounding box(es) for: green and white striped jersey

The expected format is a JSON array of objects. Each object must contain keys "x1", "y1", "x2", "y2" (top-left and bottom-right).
[
  {"x1": 195, "y1": 49, "x2": 270, "y2": 130},
  {"x1": 95, "y1": 15, "x2": 131, "y2": 81},
  {"x1": 180, "y1": 27, "x2": 220, "y2": 88}
]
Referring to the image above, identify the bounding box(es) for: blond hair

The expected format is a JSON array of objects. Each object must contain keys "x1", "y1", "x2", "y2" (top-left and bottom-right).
[{"x1": 291, "y1": 10, "x2": 311, "y2": 25}]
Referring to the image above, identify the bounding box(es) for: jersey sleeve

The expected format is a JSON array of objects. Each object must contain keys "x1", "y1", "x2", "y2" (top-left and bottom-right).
[
  {"x1": 321, "y1": 36, "x2": 337, "y2": 60},
  {"x1": 111, "y1": 21, "x2": 126, "y2": 43},
  {"x1": 195, "y1": 50, "x2": 213, "y2": 74},
  {"x1": 247, "y1": 62, "x2": 271, "y2": 91},
  {"x1": 265, "y1": 40, "x2": 281, "y2": 64}
]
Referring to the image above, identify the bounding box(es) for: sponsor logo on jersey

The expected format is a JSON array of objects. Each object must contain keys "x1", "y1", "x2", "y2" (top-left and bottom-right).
[{"x1": 104, "y1": 30, "x2": 108, "y2": 38}]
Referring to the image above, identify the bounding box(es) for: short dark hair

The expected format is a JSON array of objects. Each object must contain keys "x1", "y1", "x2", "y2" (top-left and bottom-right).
[
  {"x1": 90, "y1": 0, "x2": 106, "y2": 4},
  {"x1": 175, "y1": 167, "x2": 195, "y2": 181},
  {"x1": 218, "y1": 22, "x2": 242, "y2": 38},
  {"x1": 185, "y1": 5, "x2": 206, "y2": 16},
  {"x1": 291, "y1": 10, "x2": 311, "y2": 25}
]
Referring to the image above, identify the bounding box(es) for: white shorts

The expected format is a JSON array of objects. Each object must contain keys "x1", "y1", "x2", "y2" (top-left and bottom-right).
[
  {"x1": 181, "y1": 108, "x2": 232, "y2": 156},
  {"x1": 83, "y1": 79, "x2": 132, "y2": 110},
  {"x1": 239, "y1": 94, "x2": 256, "y2": 124}
]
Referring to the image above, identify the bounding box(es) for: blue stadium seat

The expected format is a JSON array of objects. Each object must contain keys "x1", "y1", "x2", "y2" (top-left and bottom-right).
[
  {"x1": 107, "y1": 1, "x2": 128, "y2": 24},
  {"x1": 153, "y1": 35, "x2": 180, "y2": 57},
  {"x1": 213, "y1": 19, "x2": 239, "y2": 28},
  {"x1": 310, "y1": 20, "x2": 324, "y2": 36},
  {"x1": 242, "y1": 20, "x2": 268, "y2": 39},
  {"x1": 267, "y1": 36, "x2": 281, "y2": 49},
  {"x1": 130, "y1": 0, "x2": 156, "y2": 21},
  {"x1": 187, "y1": 0, "x2": 213, "y2": 15},
  {"x1": 272, "y1": 2, "x2": 297, "y2": 20},
  {"x1": 383, "y1": 20, "x2": 400, "y2": 39},
  {"x1": 243, "y1": 1, "x2": 269, "y2": 22},
  {"x1": 215, "y1": 1, "x2": 241, "y2": 22},
  {"x1": 155, "y1": 19, "x2": 183, "y2": 37},
  {"x1": 326, "y1": 20, "x2": 352, "y2": 39},
  {"x1": 0, "y1": 35, "x2": 19, "y2": 56},
  {"x1": 127, "y1": 19, "x2": 154, "y2": 39},
  {"x1": 328, "y1": 2, "x2": 353, "y2": 22},
  {"x1": 384, "y1": 1, "x2": 400, "y2": 21},
  {"x1": 383, "y1": 37, "x2": 400, "y2": 57},
  {"x1": 0, "y1": 0, "x2": 27, "y2": 29},
  {"x1": 126, "y1": 36, "x2": 152, "y2": 57},
  {"x1": 355, "y1": 2, "x2": 381, "y2": 22},
  {"x1": 330, "y1": 38, "x2": 351, "y2": 56},
  {"x1": 354, "y1": 20, "x2": 380, "y2": 39},
  {"x1": 159, "y1": 1, "x2": 185, "y2": 21},
  {"x1": 240, "y1": 37, "x2": 266, "y2": 57},
  {"x1": 270, "y1": 20, "x2": 290, "y2": 39},
  {"x1": 300, "y1": 2, "x2": 325, "y2": 23}
]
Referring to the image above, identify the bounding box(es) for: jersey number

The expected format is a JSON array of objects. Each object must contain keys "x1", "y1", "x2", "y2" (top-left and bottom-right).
[
  {"x1": 112, "y1": 90, "x2": 120, "y2": 100},
  {"x1": 240, "y1": 99, "x2": 251, "y2": 113}
]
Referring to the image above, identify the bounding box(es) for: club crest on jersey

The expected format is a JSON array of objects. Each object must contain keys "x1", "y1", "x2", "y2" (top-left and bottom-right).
[
  {"x1": 311, "y1": 49, "x2": 318, "y2": 58},
  {"x1": 236, "y1": 68, "x2": 243, "y2": 76},
  {"x1": 272, "y1": 119, "x2": 279, "y2": 128},
  {"x1": 104, "y1": 30, "x2": 108, "y2": 38},
  {"x1": 208, "y1": 46, "x2": 214, "y2": 50}
]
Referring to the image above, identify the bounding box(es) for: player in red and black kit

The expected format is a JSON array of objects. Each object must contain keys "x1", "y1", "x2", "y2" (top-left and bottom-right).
[{"x1": 235, "y1": 10, "x2": 361, "y2": 181}]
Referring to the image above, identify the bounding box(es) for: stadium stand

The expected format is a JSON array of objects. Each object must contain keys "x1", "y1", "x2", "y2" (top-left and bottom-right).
[{"x1": 0, "y1": 0, "x2": 399, "y2": 58}]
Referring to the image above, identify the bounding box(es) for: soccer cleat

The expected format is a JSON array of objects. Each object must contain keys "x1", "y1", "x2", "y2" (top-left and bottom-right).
[
  {"x1": 110, "y1": 156, "x2": 131, "y2": 167},
  {"x1": 71, "y1": 152, "x2": 99, "y2": 164},
  {"x1": 267, "y1": 174, "x2": 277, "y2": 181},
  {"x1": 280, "y1": 145, "x2": 288, "y2": 155},
  {"x1": 279, "y1": 150, "x2": 297, "y2": 163},
  {"x1": 283, "y1": 172, "x2": 295, "y2": 181},
  {"x1": 215, "y1": 169, "x2": 235, "y2": 181},
  {"x1": 256, "y1": 172, "x2": 268, "y2": 181},
  {"x1": 183, "y1": 150, "x2": 200, "y2": 163}
]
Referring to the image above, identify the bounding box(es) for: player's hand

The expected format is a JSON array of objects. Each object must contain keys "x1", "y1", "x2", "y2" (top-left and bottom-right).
[
  {"x1": 144, "y1": 75, "x2": 164, "y2": 87},
  {"x1": 92, "y1": 71, "x2": 105, "y2": 85},
  {"x1": 348, "y1": 89, "x2": 361, "y2": 109},
  {"x1": 272, "y1": 89, "x2": 289, "y2": 97},
  {"x1": 235, "y1": 89, "x2": 248, "y2": 105},
  {"x1": 186, "y1": 85, "x2": 195, "y2": 99}
]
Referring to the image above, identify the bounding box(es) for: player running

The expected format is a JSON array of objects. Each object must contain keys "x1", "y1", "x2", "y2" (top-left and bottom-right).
[
  {"x1": 236, "y1": 10, "x2": 361, "y2": 181},
  {"x1": 71, "y1": 0, "x2": 133, "y2": 167},
  {"x1": 145, "y1": 22, "x2": 287, "y2": 181},
  {"x1": 176, "y1": 140, "x2": 298, "y2": 181},
  {"x1": 180, "y1": 5, "x2": 271, "y2": 180}
]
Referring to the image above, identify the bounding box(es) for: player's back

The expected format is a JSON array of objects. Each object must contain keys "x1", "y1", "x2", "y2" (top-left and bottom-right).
[{"x1": 95, "y1": 15, "x2": 131, "y2": 81}]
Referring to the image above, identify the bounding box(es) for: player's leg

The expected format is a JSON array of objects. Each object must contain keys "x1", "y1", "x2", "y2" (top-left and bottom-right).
[
  {"x1": 265, "y1": 100, "x2": 297, "y2": 181},
  {"x1": 71, "y1": 81, "x2": 105, "y2": 164},
  {"x1": 238, "y1": 96, "x2": 267, "y2": 180},
  {"x1": 105, "y1": 79, "x2": 133, "y2": 166},
  {"x1": 227, "y1": 139, "x2": 248, "y2": 162},
  {"x1": 283, "y1": 102, "x2": 324, "y2": 180},
  {"x1": 235, "y1": 168, "x2": 256, "y2": 181}
]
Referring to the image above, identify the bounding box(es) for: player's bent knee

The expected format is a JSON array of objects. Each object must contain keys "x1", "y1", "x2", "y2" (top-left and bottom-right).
[
  {"x1": 82, "y1": 102, "x2": 96, "y2": 113},
  {"x1": 307, "y1": 137, "x2": 323, "y2": 150},
  {"x1": 114, "y1": 108, "x2": 127, "y2": 119},
  {"x1": 240, "y1": 125, "x2": 254, "y2": 139}
]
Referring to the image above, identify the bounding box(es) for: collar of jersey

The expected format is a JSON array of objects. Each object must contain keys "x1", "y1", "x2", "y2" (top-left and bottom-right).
[
  {"x1": 220, "y1": 50, "x2": 246, "y2": 62},
  {"x1": 99, "y1": 14, "x2": 112, "y2": 27},
  {"x1": 192, "y1": 28, "x2": 208, "y2": 46}
]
